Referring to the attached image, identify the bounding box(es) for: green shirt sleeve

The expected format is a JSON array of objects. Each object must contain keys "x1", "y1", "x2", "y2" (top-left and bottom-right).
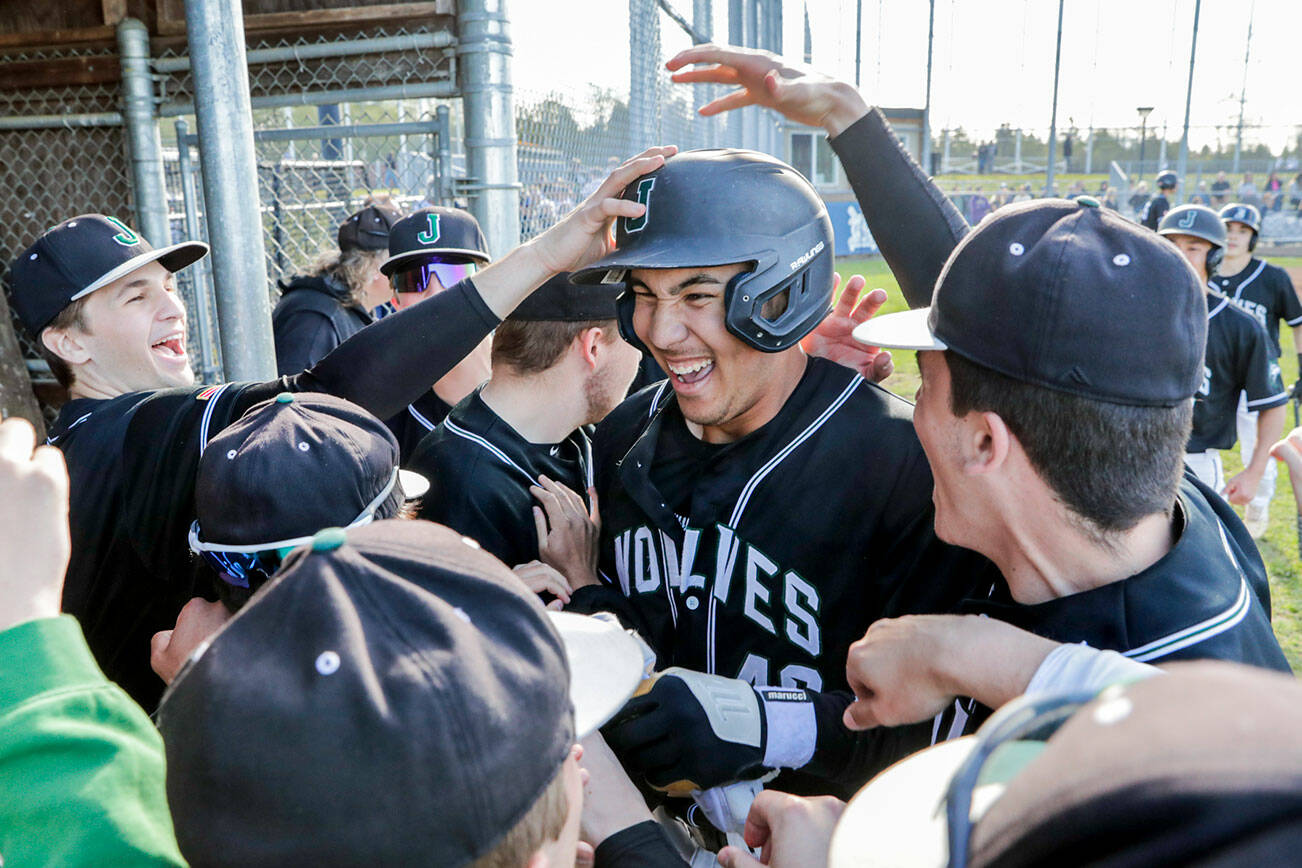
[{"x1": 0, "y1": 616, "x2": 186, "y2": 867}]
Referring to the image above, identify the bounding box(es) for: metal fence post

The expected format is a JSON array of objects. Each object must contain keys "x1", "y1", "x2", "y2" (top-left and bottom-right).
[
  {"x1": 184, "y1": 0, "x2": 277, "y2": 382},
  {"x1": 436, "y1": 104, "x2": 454, "y2": 203},
  {"x1": 458, "y1": 0, "x2": 521, "y2": 258},
  {"x1": 629, "y1": 0, "x2": 660, "y2": 158},
  {"x1": 117, "y1": 18, "x2": 170, "y2": 249},
  {"x1": 173, "y1": 120, "x2": 222, "y2": 384}
]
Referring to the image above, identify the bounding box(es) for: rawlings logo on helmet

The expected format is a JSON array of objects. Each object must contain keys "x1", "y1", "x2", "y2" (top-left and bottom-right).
[{"x1": 789, "y1": 241, "x2": 825, "y2": 272}]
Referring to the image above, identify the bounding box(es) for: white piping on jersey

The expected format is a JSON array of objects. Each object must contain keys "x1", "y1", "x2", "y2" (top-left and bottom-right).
[
  {"x1": 442, "y1": 418, "x2": 537, "y2": 486},
  {"x1": 1227, "y1": 260, "x2": 1267, "y2": 302},
  {"x1": 649, "y1": 380, "x2": 671, "y2": 419},
  {"x1": 704, "y1": 372, "x2": 866, "y2": 674},
  {"x1": 1206, "y1": 295, "x2": 1230, "y2": 321},
  {"x1": 407, "y1": 403, "x2": 437, "y2": 432},
  {"x1": 197, "y1": 383, "x2": 235, "y2": 456},
  {"x1": 1124, "y1": 517, "x2": 1253, "y2": 663},
  {"x1": 46, "y1": 411, "x2": 94, "y2": 445},
  {"x1": 1246, "y1": 390, "x2": 1290, "y2": 409}
]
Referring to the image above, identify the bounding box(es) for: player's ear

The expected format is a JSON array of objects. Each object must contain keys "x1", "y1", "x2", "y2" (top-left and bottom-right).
[
  {"x1": 962, "y1": 410, "x2": 1011, "y2": 476},
  {"x1": 575, "y1": 327, "x2": 604, "y2": 371},
  {"x1": 41, "y1": 325, "x2": 92, "y2": 366}
]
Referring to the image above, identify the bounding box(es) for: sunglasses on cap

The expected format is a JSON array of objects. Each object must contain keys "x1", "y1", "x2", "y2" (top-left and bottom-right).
[
  {"x1": 187, "y1": 468, "x2": 399, "y2": 589},
  {"x1": 391, "y1": 259, "x2": 478, "y2": 296},
  {"x1": 943, "y1": 688, "x2": 1100, "y2": 868}
]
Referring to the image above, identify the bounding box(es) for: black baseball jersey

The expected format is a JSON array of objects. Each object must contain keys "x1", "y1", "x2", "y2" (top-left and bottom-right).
[
  {"x1": 409, "y1": 388, "x2": 592, "y2": 568},
  {"x1": 1209, "y1": 257, "x2": 1302, "y2": 359},
  {"x1": 1189, "y1": 293, "x2": 1287, "y2": 452},
  {"x1": 1140, "y1": 194, "x2": 1170, "y2": 230},
  {"x1": 48, "y1": 279, "x2": 499, "y2": 709},
  {"x1": 272, "y1": 274, "x2": 455, "y2": 461},
  {"x1": 571, "y1": 357, "x2": 997, "y2": 795}
]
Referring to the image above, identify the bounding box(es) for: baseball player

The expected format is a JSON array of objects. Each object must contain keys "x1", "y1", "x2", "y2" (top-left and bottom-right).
[
  {"x1": 5, "y1": 146, "x2": 672, "y2": 707},
  {"x1": 409, "y1": 272, "x2": 640, "y2": 578},
  {"x1": 649, "y1": 43, "x2": 1289, "y2": 788},
  {"x1": 1157, "y1": 204, "x2": 1287, "y2": 500},
  {"x1": 1212, "y1": 202, "x2": 1302, "y2": 535},
  {"x1": 560, "y1": 148, "x2": 998, "y2": 799},
  {"x1": 1140, "y1": 170, "x2": 1178, "y2": 231}
]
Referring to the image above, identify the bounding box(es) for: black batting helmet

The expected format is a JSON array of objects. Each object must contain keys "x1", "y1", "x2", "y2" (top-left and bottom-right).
[
  {"x1": 1158, "y1": 204, "x2": 1226, "y2": 275},
  {"x1": 571, "y1": 149, "x2": 834, "y2": 353},
  {"x1": 1219, "y1": 202, "x2": 1262, "y2": 251},
  {"x1": 1155, "y1": 170, "x2": 1179, "y2": 190}
]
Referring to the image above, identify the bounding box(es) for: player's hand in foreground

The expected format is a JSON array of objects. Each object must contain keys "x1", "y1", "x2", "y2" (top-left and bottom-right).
[
  {"x1": 529, "y1": 146, "x2": 679, "y2": 276},
  {"x1": 511, "y1": 560, "x2": 573, "y2": 609},
  {"x1": 1222, "y1": 466, "x2": 1263, "y2": 507},
  {"x1": 801, "y1": 275, "x2": 894, "y2": 383},
  {"x1": 531, "y1": 475, "x2": 601, "y2": 591},
  {"x1": 844, "y1": 615, "x2": 1057, "y2": 730},
  {"x1": 1270, "y1": 426, "x2": 1302, "y2": 512},
  {"x1": 717, "y1": 790, "x2": 845, "y2": 868},
  {"x1": 0, "y1": 418, "x2": 70, "y2": 632},
  {"x1": 150, "y1": 597, "x2": 231, "y2": 684},
  {"x1": 578, "y1": 733, "x2": 655, "y2": 853},
  {"x1": 666, "y1": 43, "x2": 868, "y2": 137}
]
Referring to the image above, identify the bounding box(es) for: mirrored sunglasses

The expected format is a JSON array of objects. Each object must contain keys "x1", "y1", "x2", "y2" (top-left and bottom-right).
[{"x1": 391, "y1": 260, "x2": 478, "y2": 296}]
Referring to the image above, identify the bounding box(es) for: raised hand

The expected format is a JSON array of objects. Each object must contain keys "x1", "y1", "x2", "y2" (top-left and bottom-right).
[
  {"x1": 0, "y1": 418, "x2": 70, "y2": 632},
  {"x1": 666, "y1": 44, "x2": 868, "y2": 137},
  {"x1": 531, "y1": 476, "x2": 601, "y2": 590},
  {"x1": 801, "y1": 274, "x2": 894, "y2": 383}
]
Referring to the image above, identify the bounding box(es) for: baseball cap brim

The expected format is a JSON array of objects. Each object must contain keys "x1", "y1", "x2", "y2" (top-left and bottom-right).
[
  {"x1": 398, "y1": 469, "x2": 430, "y2": 499},
  {"x1": 852, "y1": 306, "x2": 949, "y2": 351},
  {"x1": 68, "y1": 240, "x2": 209, "y2": 303},
  {"x1": 380, "y1": 247, "x2": 490, "y2": 277},
  {"x1": 827, "y1": 736, "x2": 1038, "y2": 868},
  {"x1": 548, "y1": 611, "x2": 647, "y2": 738}
]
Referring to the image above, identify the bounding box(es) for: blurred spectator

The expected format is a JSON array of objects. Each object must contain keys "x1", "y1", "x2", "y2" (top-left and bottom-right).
[
  {"x1": 968, "y1": 188, "x2": 992, "y2": 224},
  {"x1": 1289, "y1": 172, "x2": 1302, "y2": 219},
  {"x1": 1064, "y1": 180, "x2": 1085, "y2": 200},
  {"x1": 1128, "y1": 180, "x2": 1150, "y2": 214},
  {"x1": 1101, "y1": 185, "x2": 1119, "y2": 210},
  {"x1": 1211, "y1": 170, "x2": 1232, "y2": 207},
  {"x1": 1013, "y1": 182, "x2": 1032, "y2": 203},
  {"x1": 1239, "y1": 172, "x2": 1262, "y2": 209},
  {"x1": 1191, "y1": 181, "x2": 1211, "y2": 206},
  {"x1": 1266, "y1": 171, "x2": 1284, "y2": 211}
]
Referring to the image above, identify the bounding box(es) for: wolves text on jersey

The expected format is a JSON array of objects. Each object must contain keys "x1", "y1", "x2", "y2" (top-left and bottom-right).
[{"x1": 610, "y1": 521, "x2": 825, "y2": 688}]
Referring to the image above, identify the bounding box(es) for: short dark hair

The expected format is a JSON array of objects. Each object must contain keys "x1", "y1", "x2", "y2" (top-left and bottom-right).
[
  {"x1": 37, "y1": 295, "x2": 91, "y2": 390},
  {"x1": 491, "y1": 319, "x2": 618, "y2": 374},
  {"x1": 943, "y1": 350, "x2": 1191, "y2": 540}
]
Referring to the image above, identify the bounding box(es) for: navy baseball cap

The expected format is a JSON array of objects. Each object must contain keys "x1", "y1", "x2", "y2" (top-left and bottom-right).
[
  {"x1": 158, "y1": 519, "x2": 644, "y2": 867},
  {"x1": 9, "y1": 214, "x2": 208, "y2": 334},
  {"x1": 190, "y1": 393, "x2": 426, "y2": 599},
  {"x1": 508, "y1": 271, "x2": 620, "y2": 322},
  {"x1": 380, "y1": 206, "x2": 491, "y2": 276},
  {"x1": 855, "y1": 198, "x2": 1206, "y2": 407},
  {"x1": 337, "y1": 201, "x2": 402, "y2": 252}
]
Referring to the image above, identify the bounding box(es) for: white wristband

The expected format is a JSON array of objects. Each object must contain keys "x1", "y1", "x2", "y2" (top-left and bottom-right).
[
  {"x1": 756, "y1": 687, "x2": 816, "y2": 769},
  {"x1": 1025, "y1": 643, "x2": 1162, "y2": 697}
]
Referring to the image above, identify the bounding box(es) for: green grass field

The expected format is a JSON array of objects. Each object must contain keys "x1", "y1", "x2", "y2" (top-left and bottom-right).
[{"x1": 838, "y1": 255, "x2": 1302, "y2": 670}]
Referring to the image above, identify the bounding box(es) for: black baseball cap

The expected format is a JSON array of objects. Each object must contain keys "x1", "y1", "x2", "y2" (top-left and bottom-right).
[
  {"x1": 337, "y1": 201, "x2": 403, "y2": 252},
  {"x1": 380, "y1": 206, "x2": 492, "y2": 276},
  {"x1": 189, "y1": 393, "x2": 427, "y2": 599},
  {"x1": 854, "y1": 198, "x2": 1206, "y2": 407},
  {"x1": 9, "y1": 214, "x2": 208, "y2": 334},
  {"x1": 829, "y1": 661, "x2": 1302, "y2": 868},
  {"x1": 508, "y1": 271, "x2": 620, "y2": 322},
  {"x1": 158, "y1": 519, "x2": 644, "y2": 867}
]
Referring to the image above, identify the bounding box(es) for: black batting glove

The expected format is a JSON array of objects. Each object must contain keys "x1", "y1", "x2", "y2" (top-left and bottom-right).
[{"x1": 602, "y1": 668, "x2": 815, "y2": 793}]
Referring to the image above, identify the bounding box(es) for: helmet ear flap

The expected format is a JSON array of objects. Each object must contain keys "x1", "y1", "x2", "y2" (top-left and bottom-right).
[
  {"x1": 1247, "y1": 230, "x2": 1258, "y2": 253},
  {"x1": 616, "y1": 285, "x2": 650, "y2": 354},
  {"x1": 1206, "y1": 245, "x2": 1224, "y2": 277}
]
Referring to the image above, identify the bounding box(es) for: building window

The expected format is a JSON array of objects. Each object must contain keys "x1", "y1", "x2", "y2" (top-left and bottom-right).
[{"x1": 789, "y1": 131, "x2": 839, "y2": 187}]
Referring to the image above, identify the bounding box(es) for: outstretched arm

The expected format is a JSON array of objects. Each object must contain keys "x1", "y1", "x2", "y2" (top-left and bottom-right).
[{"x1": 667, "y1": 44, "x2": 968, "y2": 309}]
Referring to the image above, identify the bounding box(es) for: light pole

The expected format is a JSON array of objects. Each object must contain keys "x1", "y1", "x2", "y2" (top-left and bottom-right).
[{"x1": 1137, "y1": 106, "x2": 1154, "y2": 183}]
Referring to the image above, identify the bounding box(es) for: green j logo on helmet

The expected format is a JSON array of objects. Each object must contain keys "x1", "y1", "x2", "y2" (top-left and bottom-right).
[{"x1": 624, "y1": 178, "x2": 656, "y2": 234}]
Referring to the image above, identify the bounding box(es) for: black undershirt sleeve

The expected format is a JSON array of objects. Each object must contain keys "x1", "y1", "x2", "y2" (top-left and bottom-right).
[
  {"x1": 229, "y1": 278, "x2": 500, "y2": 419},
  {"x1": 829, "y1": 109, "x2": 971, "y2": 309},
  {"x1": 594, "y1": 820, "x2": 689, "y2": 868}
]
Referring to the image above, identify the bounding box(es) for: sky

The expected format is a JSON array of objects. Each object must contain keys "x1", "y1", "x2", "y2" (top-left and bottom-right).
[{"x1": 511, "y1": 0, "x2": 1299, "y2": 152}]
